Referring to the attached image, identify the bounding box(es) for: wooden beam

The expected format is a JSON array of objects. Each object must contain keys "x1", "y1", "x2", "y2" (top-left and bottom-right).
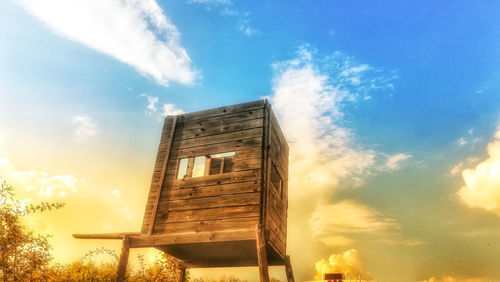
[
  {"x1": 284, "y1": 255, "x2": 295, "y2": 282},
  {"x1": 116, "y1": 235, "x2": 130, "y2": 282},
  {"x1": 256, "y1": 225, "x2": 269, "y2": 282},
  {"x1": 72, "y1": 232, "x2": 140, "y2": 240},
  {"x1": 178, "y1": 267, "x2": 186, "y2": 282},
  {"x1": 149, "y1": 115, "x2": 177, "y2": 235},
  {"x1": 130, "y1": 229, "x2": 255, "y2": 248}
]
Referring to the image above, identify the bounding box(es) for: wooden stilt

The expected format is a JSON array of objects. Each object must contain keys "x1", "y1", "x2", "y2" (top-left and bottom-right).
[
  {"x1": 284, "y1": 255, "x2": 295, "y2": 282},
  {"x1": 256, "y1": 225, "x2": 270, "y2": 282},
  {"x1": 177, "y1": 267, "x2": 186, "y2": 282},
  {"x1": 116, "y1": 235, "x2": 130, "y2": 282}
]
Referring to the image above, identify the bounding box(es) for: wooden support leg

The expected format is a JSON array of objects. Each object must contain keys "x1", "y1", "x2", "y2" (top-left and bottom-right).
[
  {"x1": 256, "y1": 225, "x2": 270, "y2": 282},
  {"x1": 177, "y1": 267, "x2": 186, "y2": 282},
  {"x1": 284, "y1": 255, "x2": 295, "y2": 282},
  {"x1": 116, "y1": 235, "x2": 130, "y2": 282}
]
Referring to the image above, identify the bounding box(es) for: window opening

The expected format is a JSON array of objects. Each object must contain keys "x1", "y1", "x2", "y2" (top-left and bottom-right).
[
  {"x1": 192, "y1": 156, "x2": 206, "y2": 178},
  {"x1": 177, "y1": 158, "x2": 189, "y2": 179},
  {"x1": 270, "y1": 163, "x2": 283, "y2": 198},
  {"x1": 208, "y1": 152, "x2": 235, "y2": 175},
  {"x1": 176, "y1": 152, "x2": 235, "y2": 179}
]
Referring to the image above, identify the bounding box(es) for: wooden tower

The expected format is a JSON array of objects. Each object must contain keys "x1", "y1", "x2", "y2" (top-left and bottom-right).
[{"x1": 74, "y1": 100, "x2": 293, "y2": 282}]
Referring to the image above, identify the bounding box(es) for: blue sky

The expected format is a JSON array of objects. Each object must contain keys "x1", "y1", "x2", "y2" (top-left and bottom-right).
[{"x1": 2, "y1": 1, "x2": 500, "y2": 281}]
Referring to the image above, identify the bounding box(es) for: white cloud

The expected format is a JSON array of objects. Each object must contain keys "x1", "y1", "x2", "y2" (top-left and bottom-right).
[
  {"x1": 139, "y1": 93, "x2": 159, "y2": 115},
  {"x1": 238, "y1": 18, "x2": 258, "y2": 37},
  {"x1": 270, "y1": 45, "x2": 401, "y2": 279},
  {"x1": 457, "y1": 137, "x2": 467, "y2": 146},
  {"x1": 72, "y1": 114, "x2": 97, "y2": 142},
  {"x1": 457, "y1": 129, "x2": 500, "y2": 215},
  {"x1": 17, "y1": 0, "x2": 197, "y2": 86},
  {"x1": 0, "y1": 148, "x2": 81, "y2": 197},
  {"x1": 311, "y1": 200, "x2": 398, "y2": 236},
  {"x1": 162, "y1": 103, "x2": 185, "y2": 117},
  {"x1": 383, "y1": 153, "x2": 412, "y2": 171},
  {"x1": 450, "y1": 162, "x2": 464, "y2": 175},
  {"x1": 111, "y1": 189, "x2": 121, "y2": 198}
]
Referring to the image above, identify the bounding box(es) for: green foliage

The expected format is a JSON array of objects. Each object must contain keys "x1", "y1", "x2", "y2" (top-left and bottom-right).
[{"x1": 0, "y1": 180, "x2": 63, "y2": 281}]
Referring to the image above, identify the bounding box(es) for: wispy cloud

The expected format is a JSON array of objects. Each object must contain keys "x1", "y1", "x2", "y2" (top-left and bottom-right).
[
  {"x1": 72, "y1": 114, "x2": 97, "y2": 142},
  {"x1": 138, "y1": 94, "x2": 184, "y2": 119},
  {"x1": 187, "y1": 0, "x2": 258, "y2": 37},
  {"x1": 237, "y1": 18, "x2": 258, "y2": 38},
  {"x1": 457, "y1": 129, "x2": 500, "y2": 215},
  {"x1": 383, "y1": 153, "x2": 412, "y2": 171},
  {"x1": 311, "y1": 200, "x2": 398, "y2": 236},
  {"x1": 16, "y1": 0, "x2": 197, "y2": 86},
  {"x1": 162, "y1": 103, "x2": 184, "y2": 117},
  {"x1": 139, "y1": 93, "x2": 159, "y2": 115}
]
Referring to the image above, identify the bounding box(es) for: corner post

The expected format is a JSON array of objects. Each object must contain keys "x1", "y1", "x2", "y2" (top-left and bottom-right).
[
  {"x1": 256, "y1": 225, "x2": 270, "y2": 282},
  {"x1": 177, "y1": 267, "x2": 186, "y2": 282},
  {"x1": 284, "y1": 255, "x2": 295, "y2": 282},
  {"x1": 116, "y1": 235, "x2": 130, "y2": 281}
]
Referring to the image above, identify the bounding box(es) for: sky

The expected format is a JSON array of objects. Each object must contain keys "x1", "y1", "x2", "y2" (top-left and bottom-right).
[{"x1": 1, "y1": 0, "x2": 500, "y2": 281}]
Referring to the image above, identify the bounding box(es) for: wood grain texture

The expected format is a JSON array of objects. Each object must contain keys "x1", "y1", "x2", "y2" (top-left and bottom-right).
[
  {"x1": 153, "y1": 217, "x2": 260, "y2": 234},
  {"x1": 141, "y1": 117, "x2": 176, "y2": 234},
  {"x1": 256, "y1": 225, "x2": 270, "y2": 282},
  {"x1": 285, "y1": 255, "x2": 295, "y2": 282},
  {"x1": 129, "y1": 229, "x2": 256, "y2": 247},
  {"x1": 116, "y1": 235, "x2": 130, "y2": 282},
  {"x1": 147, "y1": 116, "x2": 177, "y2": 235}
]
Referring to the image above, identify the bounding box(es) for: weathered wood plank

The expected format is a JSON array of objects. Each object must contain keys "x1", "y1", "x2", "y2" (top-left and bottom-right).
[
  {"x1": 116, "y1": 235, "x2": 130, "y2": 282},
  {"x1": 175, "y1": 108, "x2": 264, "y2": 131},
  {"x1": 285, "y1": 256, "x2": 295, "y2": 282},
  {"x1": 176, "y1": 100, "x2": 265, "y2": 122},
  {"x1": 156, "y1": 192, "x2": 261, "y2": 212},
  {"x1": 173, "y1": 128, "x2": 263, "y2": 150},
  {"x1": 155, "y1": 181, "x2": 259, "y2": 202},
  {"x1": 269, "y1": 108, "x2": 289, "y2": 152},
  {"x1": 267, "y1": 202, "x2": 286, "y2": 236},
  {"x1": 174, "y1": 117, "x2": 264, "y2": 141},
  {"x1": 256, "y1": 225, "x2": 270, "y2": 282},
  {"x1": 153, "y1": 217, "x2": 260, "y2": 234},
  {"x1": 141, "y1": 116, "x2": 176, "y2": 234},
  {"x1": 129, "y1": 229, "x2": 256, "y2": 247},
  {"x1": 169, "y1": 137, "x2": 262, "y2": 160},
  {"x1": 147, "y1": 116, "x2": 177, "y2": 235},
  {"x1": 155, "y1": 205, "x2": 260, "y2": 223}
]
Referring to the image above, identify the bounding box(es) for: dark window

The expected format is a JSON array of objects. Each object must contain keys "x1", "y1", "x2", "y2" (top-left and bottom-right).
[
  {"x1": 209, "y1": 157, "x2": 222, "y2": 175},
  {"x1": 208, "y1": 152, "x2": 235, "y2": 175},
  {"x1": 270, "y1": 163, "x2": 283, "y2": 198}
]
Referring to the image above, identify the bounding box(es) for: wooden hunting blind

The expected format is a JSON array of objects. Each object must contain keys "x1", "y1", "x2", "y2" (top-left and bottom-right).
[{"x1": 74, "y1": 100, "x2": 294, "y2": 282}]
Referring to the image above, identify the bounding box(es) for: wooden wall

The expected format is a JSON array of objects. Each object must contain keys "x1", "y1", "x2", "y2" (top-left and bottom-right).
[
  {"x1": 141, "y1": 100, "x2": 266, "y2": 236},
  {"x1": 264, "y1": 105, "x2": 289, "y2": 258}
]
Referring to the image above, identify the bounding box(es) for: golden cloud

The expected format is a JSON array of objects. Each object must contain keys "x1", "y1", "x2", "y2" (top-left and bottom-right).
[
  {"x1": 313, "y1": 249, "x2": 372, "y2": 281},
  {"x1": 457, "y1": 129, "x2": 500, "y2": 215}
]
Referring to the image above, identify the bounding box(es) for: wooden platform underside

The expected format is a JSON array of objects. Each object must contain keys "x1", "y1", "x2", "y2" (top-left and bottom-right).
[
  {"x1": 74, "y1": 229, "x2": 285, "y2": 268},
  {"x1": 157, "y1": 240, "x2": 285, "y2": 268}
]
